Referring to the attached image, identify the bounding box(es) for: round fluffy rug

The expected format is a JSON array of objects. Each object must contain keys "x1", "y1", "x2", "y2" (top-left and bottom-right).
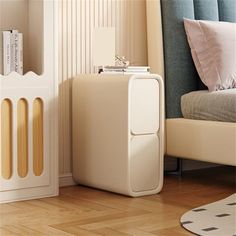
[{"x1": 180, "y1": 193, "x2": 236, "y2": 236}]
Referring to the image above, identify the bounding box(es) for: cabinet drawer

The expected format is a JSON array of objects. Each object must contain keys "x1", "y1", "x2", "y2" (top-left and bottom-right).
[
  {"x1": 130, "y1": 134, "x2": 159, "y2": 192},
  {"x1": 130, "y1": 79, "x2": 159, "y2": 135}
]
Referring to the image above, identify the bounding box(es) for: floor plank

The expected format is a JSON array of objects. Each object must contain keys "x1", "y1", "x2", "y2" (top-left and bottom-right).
[{"x1": 0, "y1": 166, "x2": 235, "y2": 235}]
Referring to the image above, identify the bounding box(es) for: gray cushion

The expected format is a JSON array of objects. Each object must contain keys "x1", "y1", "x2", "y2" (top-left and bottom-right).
[{"x1": 181, "y1": 89, "x2": 236, "y2": 122}]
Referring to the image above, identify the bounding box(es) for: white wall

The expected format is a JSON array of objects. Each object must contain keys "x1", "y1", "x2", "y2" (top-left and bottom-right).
[{"x1": 58, "y1": 0, "x2": 148, "y2": 181}]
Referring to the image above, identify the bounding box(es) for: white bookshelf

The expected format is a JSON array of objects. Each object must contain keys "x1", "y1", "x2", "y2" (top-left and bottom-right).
[{"x1": 0, "y1": 0, "x2": 58, "y2": 203}]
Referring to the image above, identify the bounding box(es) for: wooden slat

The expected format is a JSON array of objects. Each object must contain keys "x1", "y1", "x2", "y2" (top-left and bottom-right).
[
  {"x1": 1, "y1": 99, "x2": 13, "y2": 179},
  {"x1": 33, "y1": 98, "x2": 43, "y2": 176},
  {"x1": 17, "y1": 98, "x2": 28, "y2": 178}
]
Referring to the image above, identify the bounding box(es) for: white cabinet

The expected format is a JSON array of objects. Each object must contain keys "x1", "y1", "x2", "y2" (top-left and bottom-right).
[
  {"x1": 72, "y1": 74, "x2": 164, "y2": 197},
  {"x1": 0, "y1": 0, "x2": 58, "y2": 203}
]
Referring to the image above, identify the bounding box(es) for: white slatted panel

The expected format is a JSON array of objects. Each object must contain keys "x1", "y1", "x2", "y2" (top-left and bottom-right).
[{"x1": 58, "y1": 0, "x2": 147, "y2": 176}]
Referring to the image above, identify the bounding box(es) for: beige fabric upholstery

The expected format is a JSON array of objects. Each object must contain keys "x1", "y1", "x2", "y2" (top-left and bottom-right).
[
  {"x1": 166, "y1": 118, "x2": 236, "y2": 166},
  {"x1": 146, "y1": 0, "x2": 164, "y2": 78}
]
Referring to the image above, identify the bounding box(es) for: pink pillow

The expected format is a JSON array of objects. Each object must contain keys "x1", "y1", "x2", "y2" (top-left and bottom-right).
[{"x1": 183, "y1": 18, "x2": 236, "y2": 92}]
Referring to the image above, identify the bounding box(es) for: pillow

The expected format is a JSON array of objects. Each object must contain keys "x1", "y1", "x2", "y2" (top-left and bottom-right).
[{"x1": 183, "y1": 18, "x2": 236, "y2": 92}]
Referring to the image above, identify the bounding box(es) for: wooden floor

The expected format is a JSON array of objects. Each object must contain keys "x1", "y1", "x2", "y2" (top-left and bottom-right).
[{"x1": 0, "y1": 166, "x2": 235, "y2": 236}]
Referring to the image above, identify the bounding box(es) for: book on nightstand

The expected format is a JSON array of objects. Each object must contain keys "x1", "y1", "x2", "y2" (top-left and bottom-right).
[{"x1": 100, "y1": 66, "x2": 150, "y2": 75}]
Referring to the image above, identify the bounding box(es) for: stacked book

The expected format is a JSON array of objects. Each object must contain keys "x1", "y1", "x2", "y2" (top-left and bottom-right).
[
  {"x1": 100, "y1": 66, "x2": 150, "y2": 75},
  {"x1": 2, "y1": 29, "x2": 23, "y2": 75}
]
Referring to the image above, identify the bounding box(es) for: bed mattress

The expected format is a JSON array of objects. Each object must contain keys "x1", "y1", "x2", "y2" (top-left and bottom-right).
[{"x1": 181, "y1": 89, "x2": 236, "y2": 122}]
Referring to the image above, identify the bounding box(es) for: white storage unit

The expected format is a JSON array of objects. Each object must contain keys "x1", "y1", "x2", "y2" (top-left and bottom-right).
[
  {"x1": 0, "y1": 0, "x2": 58, "y2": 203},
  {"x1": 72, "y1": 74, "x2": 164, "y2": 197}
]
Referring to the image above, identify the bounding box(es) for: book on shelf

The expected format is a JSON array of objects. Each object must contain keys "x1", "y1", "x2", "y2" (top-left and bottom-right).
[
  {"x1": 2, "y1": 29, "x2": 23, "y2": 76},
  {"x1": 100, "y1": 66, "x2": 150, "y2": 75},
  {"x1": 3, "y1": 31, "x2": 11, "y2": 76},
  {"x1": 11, "y1": 30, "x2": 18, "y2": 73},
  {"x1": 17, "y1": 33, "x2": 23, "y2": 74}
]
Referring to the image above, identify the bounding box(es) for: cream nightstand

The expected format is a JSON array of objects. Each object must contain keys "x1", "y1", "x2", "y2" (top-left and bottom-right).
[{"x1": 72, "y1": 74, "x2": 164, "y2": 197}]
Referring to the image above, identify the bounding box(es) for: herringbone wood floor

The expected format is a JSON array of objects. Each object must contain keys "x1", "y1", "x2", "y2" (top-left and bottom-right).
[{"x1": 1, "y1": 166, "x2": 235, "y2": 236}]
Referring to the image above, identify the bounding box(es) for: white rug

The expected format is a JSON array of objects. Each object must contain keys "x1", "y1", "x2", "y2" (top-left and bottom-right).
[{"x1": 181, "y1": 193, "x2": 236, "y2": 236}]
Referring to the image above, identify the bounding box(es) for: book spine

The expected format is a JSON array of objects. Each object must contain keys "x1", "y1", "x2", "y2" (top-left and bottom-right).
[
  {"x1": 3, "y1": 31, "x2": 11, "y2": 76},
  {"x1": 10, "y1": 30, "x2": 19, "y2": 73},
  {"x1": 17, "y1": 33, "x2": 23, "y2": 75}
]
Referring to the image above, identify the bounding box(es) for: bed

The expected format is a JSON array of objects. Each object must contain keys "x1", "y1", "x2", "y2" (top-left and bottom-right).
[{"x1": 147, "y1": 0, "x2": 236, "y2": 166}]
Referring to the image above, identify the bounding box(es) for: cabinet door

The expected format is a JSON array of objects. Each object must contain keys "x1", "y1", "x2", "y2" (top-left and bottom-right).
[
  {"x1": 130, "y1": 79, "x2": 159, "y2": 135},
  {"x1": 130, "y1": 134, "x2": 159, "y2": 192}
]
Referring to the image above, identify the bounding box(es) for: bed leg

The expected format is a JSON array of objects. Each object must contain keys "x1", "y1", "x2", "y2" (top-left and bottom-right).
[{"x1": 165, "y1": 158, "x2": 183, "y2": 176}]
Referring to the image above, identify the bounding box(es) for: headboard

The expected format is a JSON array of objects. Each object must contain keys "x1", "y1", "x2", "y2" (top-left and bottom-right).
[{"x1": 161, "y1": 0, "x2": 236, "y2": 118}]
